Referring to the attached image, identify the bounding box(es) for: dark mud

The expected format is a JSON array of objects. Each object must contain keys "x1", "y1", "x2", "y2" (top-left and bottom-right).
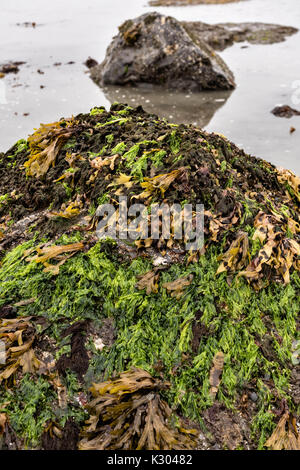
[
  {"x1": 56, "y1": 321, "x2": 90, "y2": 381},
  {"x1": 0, "y1": 62, "x2": 25, "y2": 75},
  {"x1": 203, "y1": 401, "x2": 254, "y2": 450},
  {"x1": 102, "y1": 85, "x2": 232, "y2": 129},
  {"x1": 84, "y1": 57, "x2": 99, "y2": 69},
  {"x1": 0, "y1": 103, "x2": 290, "y2": 246}
]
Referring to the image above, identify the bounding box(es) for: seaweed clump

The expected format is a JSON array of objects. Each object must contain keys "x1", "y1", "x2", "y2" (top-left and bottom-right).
[
  {"x1": 0, "y1": 103, "x2": 299, "y2": 450},
  {"x1": 79, "y1": 368, "x2": 197, "y2": 450}
]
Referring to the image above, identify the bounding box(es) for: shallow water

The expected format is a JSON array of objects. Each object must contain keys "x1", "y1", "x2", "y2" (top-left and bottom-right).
[{"x1": 0, "y1": 0, "x2": 299, "y2": 173}]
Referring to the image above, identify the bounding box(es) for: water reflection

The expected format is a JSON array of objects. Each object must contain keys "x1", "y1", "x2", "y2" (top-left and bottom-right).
[{"x1": 102, "y1": 84, "x2": 233, "y2": 128}]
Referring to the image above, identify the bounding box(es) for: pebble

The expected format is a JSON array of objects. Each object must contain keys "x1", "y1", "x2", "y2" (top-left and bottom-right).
[{"x1": 250, "y1": 392, "x2": 258, "y2": 402}]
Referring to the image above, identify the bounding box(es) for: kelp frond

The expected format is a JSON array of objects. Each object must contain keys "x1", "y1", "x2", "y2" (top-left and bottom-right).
[{"x1": 79, "y1": 368, "x2": 198, "y2": 450}]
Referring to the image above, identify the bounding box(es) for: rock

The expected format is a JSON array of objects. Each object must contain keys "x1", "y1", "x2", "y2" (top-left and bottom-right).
[
  {"x1": 149, "y1": 0, "x2": 244, "y2": 6},
  {"x1": 271, "y1": 105, "x2": 300, "y2": 118},
  {"x1": 249, "y1": 392, "x2": 258, "y2": 402},
  {"x1": 90, "y1": 12, "x2": 235, "y2": 92},
  {"x1": 0, "y1": 63, "x2": 22, "y2": 74},
  {"x1": 16, "y1": 22, "x2": 37, "y2": 28},
  {"x1": 182, "y1": 21, "x2": 298, "y2": 51}
]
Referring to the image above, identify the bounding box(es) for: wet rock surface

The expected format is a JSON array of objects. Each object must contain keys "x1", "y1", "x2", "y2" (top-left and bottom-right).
[
  {"x1": 149, "y1": 0, "x2": 245, "y2": 5},
  {"x1": 182, "y1": 21, "x2": 298, "y2": 51},
  {"x1": 90, "y1": 12, "x2": 235, "y2": 92}
]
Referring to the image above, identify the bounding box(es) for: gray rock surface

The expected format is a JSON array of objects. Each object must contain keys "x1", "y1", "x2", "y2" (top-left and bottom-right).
[
  {"x1": 149, "y1": 0, "x2": 245, "y2": 6},
  {"x1": 90, "y1": 12, "x2": 235, "y2": 92}
]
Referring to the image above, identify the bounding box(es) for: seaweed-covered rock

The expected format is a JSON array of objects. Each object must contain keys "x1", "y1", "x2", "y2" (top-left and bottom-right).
[
  {"x1": 0, "y1": 104, "x2": 299, "y2": 450},
  {"x1": 90, "y1": 12, "x2": 235, "y2": 91}
]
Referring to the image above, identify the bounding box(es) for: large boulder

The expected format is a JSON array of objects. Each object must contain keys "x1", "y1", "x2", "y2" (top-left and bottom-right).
[{"x1": 90, "y1": 12, "x2": 235, "y2": 91}]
